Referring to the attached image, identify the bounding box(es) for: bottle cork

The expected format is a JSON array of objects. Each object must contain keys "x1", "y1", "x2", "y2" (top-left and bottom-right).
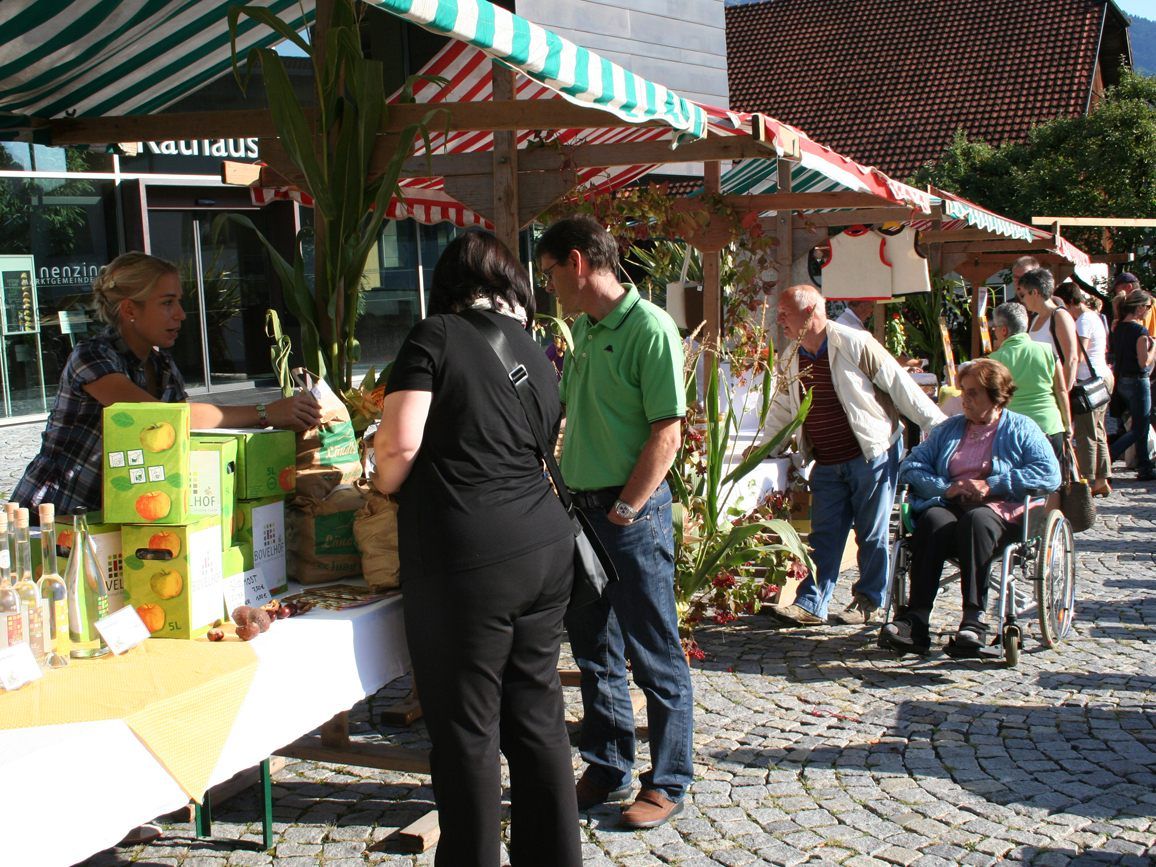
[
  {"x1": 38, "y1": 503, "x2": 54, "y2": 524},
  {"x1": 4, "y1": 502, "x2": 16, "y2": 522},
  {"x1": 15, "y1": 508, "x2": 29, "y2": 530}
]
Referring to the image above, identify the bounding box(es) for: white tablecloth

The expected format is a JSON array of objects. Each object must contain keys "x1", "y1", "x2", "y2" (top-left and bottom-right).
[{"x1": 0, "y1": 587, "x2": 409, "y2": 867}]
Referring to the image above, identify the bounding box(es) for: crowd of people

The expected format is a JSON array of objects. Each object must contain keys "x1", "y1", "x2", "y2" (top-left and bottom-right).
[{"x1": 16, "y1": 223, "x2": 1156, "y2": 864}]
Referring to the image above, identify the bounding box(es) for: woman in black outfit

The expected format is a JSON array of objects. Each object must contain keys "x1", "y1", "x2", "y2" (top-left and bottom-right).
[
  {"x1": 1109, "y1": 289, "x2": 1156, "y2": 482},
  {"x1": 372, "y1": 231, "x2": 580, "y2": 867}
]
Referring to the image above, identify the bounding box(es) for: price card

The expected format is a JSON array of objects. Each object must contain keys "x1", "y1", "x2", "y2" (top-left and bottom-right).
[
  {"x1": 94, "y1": 606, "x2": 151, "y2": 655},
  {"x1": 223, "y1": 568, "x2": 271, "y2": 612},
  {"x1": 0, "y1": 643, "x2": 43, "y2": 691}
]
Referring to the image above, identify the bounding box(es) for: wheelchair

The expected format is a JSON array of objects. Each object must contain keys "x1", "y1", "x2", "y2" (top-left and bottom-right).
[{"x1": 878, "y1": 489, "x2": 1076, "y2": 666}]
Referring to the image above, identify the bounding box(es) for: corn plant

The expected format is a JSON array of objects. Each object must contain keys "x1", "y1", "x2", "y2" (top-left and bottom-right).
[{"x1": 218, "y1": 0, "x2": 439, "y2": 399}]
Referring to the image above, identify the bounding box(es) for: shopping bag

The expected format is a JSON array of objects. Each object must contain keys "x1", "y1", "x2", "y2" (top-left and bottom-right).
[
  {"x1": 353, "y1": 477, "x2": 400, "y2": 590},
  {"x1": 291, "y1": 368, "x2": 362, "y2": 499},
  {"x1": 286, "y1": 484, "x2": 365, "y2": 584}
]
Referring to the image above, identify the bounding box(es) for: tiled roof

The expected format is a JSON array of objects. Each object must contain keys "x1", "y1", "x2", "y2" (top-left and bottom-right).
[{"x1": 725, "y1": 0, "x2": 1127, "y2": 179}]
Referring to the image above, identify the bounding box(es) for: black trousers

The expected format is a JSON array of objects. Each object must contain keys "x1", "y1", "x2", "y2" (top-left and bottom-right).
[
  {"x1": 904, "y1": 504, "x2": 1019, "y2": 642},
  {"x1": 402, "y1": 535, "x2": 581, "y2": 867}
]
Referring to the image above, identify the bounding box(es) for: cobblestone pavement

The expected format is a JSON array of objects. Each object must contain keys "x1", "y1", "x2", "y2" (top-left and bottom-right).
[{"x1": 6, "y1": 419, "x2": 1153, "y2": 867}]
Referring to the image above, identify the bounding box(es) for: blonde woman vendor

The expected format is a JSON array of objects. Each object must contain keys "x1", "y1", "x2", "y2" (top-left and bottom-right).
[{"x1": 14, "y1": 252, "x2": 320, "y2": 515}]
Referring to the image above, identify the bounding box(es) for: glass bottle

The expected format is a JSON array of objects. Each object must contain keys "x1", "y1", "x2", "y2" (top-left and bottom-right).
[
  {"x1": 36, "y1": 503, "x2": 69, "y2": 667},
  {"x1": 0, "y1": 514, "x2": 20, "y2": 648},
  {"x1": 4, "y1": 501, "x2": 18, "y2": 588},
  {"x1": 65, "y1": 509, "x2": 110, "y2": 659},
  {"x1": 12, "y1": 507, "x2": 44, "y2": 658}
]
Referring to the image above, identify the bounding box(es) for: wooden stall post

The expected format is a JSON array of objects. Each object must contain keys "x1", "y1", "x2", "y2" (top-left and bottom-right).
[
  {"x1": 491, "y1": 63, "x2": 520, "y2": 255},
  {"x1": 773, "y1": 158, "x2": 794, "y2": 348},
  {"x1": 702, "y1": 161, "x2": 722, "y2": 351}
]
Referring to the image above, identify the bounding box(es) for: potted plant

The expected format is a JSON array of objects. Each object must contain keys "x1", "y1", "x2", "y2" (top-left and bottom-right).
[{"x1": 671, "y1": 334, "x2": 815, "y2": 660}]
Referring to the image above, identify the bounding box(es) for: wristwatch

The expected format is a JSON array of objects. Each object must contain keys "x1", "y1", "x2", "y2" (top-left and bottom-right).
[
  {"x1": 612, "y1": 499, "x2": 640, "y2": 522},
  {"x1": 255, "y1": 403, "x2": 268, "y2": 426}
]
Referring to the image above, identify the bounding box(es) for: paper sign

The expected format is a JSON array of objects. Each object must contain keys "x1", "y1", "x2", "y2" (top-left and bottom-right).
[
  {"x1": 94, "y1": 606, "x2": 151, "y2": 655},
  {"x1": 0, "y1": 643, "x2": 43, "y2": 690},
  {"x1": 225, "y1": 568, "x2": 271, "y2": 611}
]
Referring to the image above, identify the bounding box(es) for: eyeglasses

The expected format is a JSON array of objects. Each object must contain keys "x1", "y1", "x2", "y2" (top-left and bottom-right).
[{"x1": 537, "y1": 261, "x2": 559, "y2": 288}]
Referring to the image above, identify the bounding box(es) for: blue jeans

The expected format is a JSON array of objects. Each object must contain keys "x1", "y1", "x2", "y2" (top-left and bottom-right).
[
  {"x1": 794, "y1": 439, "x2": 901, "y2": 618},
  {"x1": 1110, "y1": 376, "x2": 1154, "y2": 474},
  {"x1": 563, "y1": 482, "x2": 694, "y2": 801}
]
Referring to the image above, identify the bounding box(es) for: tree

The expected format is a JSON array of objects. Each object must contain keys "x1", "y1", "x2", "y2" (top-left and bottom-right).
[{"x1": 911, "y1": 71, "x2": 1156, "y2": 289}]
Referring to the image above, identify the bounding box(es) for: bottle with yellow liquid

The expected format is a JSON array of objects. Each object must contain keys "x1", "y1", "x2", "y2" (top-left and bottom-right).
[
  {"x1": 12, "y1": 507, "x2": 46, "y2": 659},
  {"x1": 36, "y1": 504, "x2": 69, "y2": 668},
  {"x1": 65, "y1": 509, "x2": 110, "y2": 659}
]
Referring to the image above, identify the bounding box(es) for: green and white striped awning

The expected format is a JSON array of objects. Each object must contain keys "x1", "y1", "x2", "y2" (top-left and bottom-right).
[
  {"x1": 366, "y1": 0, "x2": 706, "y2": 141},
  {"x1": 0, "y1": 0, "x2": 313, "y2": 121},
  {"x1": 0, "y1": 0, "x2": 705, "y2": 142}
]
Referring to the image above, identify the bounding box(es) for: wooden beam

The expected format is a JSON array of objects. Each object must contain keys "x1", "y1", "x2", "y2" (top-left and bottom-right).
[
  {"x1": 399, "y1": 133, "x2": 776, "y2": 178},
  {"x1": 702, "y1": 162, "x2": 723, "y2": 347},
  {"x1": 47, "y1": 99, "x2": 673, "y2": 146},
  {"x1": 275, "y1": 736, "x2": 431, "y2": 774},
  {"x1": 491, "y1": 64, "x2": 519, "y2": 253},
  {"x1": 722, "y1": 192, "x2": 892, "y2": 213},
  {"x1": 921, "y1": 228, "x2": 1011, "y2": 244},
  {"x1": 936, "y1": 240, "x2": 1057, "y2": 254},
  {"x1": 794, "y1": 207, "x2": 940, "y2": 227},
  {"x1": 1032, "y1": 216, "x2": 1156, "y2": 228}
]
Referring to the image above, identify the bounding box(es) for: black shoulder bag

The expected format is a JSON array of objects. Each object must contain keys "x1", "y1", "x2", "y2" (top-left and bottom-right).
[
  {"x1": 1051, "y1": 312, "x2": 1109, "y2": 415},
  {"x1": 462, "y1": 311, "x2": 618, "y2": 609}
]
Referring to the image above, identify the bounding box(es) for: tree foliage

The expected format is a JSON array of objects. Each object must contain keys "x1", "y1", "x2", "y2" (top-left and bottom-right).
[{"x1": 911, "y1": 71, "x2": 1156, "y2": 288}]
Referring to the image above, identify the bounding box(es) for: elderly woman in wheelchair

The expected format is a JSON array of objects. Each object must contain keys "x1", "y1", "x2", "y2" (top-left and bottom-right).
[{"x1": 880, "y1": 359, "x2": 1061, "y2": 657}]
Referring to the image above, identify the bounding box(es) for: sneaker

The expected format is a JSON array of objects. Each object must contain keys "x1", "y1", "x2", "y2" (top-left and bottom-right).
[
  {"x1": 767, "y1": 603, "x2": 825, "y2": 626},
  {"x1": 879, "y1": 618, "x2": 930, "y2": 654},
  {"x1": 620, "y1": 789, "x2": 684, "y2": 829},
  {"x1": 833, "y1": 598, "x2": 877, "y2": 625},
  {"x1": 575, "y1": 768, "x2": 633, "y2": 811}
]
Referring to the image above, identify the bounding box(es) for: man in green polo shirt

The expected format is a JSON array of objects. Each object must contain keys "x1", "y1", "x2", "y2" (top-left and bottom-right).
[{"x1": 536, "y1": 215, "x2": 691, "y2": 830}]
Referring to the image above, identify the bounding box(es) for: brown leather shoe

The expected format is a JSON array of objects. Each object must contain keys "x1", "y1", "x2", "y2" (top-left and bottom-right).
[
  {"x1": 620, "y1": 789, "x2": 684, "y2": 829},
  {"x1": 575, "y1": 768, "x2": 632, "y2": 811},
  {"x1": 767, "y1": 603, "x2": 825, "y2": 626}
]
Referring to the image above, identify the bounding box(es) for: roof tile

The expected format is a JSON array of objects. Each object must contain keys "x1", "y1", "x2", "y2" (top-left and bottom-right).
[{"x1": 725, "y1": 0, "x2": 1118, "y2": 178}]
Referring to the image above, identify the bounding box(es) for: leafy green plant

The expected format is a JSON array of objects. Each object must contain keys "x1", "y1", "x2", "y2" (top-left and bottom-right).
[
  {"x1": 217, "y1": 0, "x2": 438, "y2": 399},
  {"x1": 894, "y1": 274, "x2": 971, "y2": 377},
  {"x1": 671, "y1": 337, "x2": 814, "y2": 654}
]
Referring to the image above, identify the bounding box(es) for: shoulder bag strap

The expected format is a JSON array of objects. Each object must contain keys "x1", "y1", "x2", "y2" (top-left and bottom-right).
[{"x1": 461, "y1": 310, "x2": 575, "y2": 513}]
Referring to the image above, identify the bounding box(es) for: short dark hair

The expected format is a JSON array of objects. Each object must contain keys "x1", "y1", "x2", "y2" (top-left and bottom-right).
[
  {"x1": 1018, "y1": 267, "x2": 1054, "y2": 299},
  {"x1": 428, "y1": 231, "x2": 535, "y2": 325},
  {"x1": 1053, "y1": 281, "x2": 1084, "y2": 306},
  {"x1": 960, "y1": 358, "x2": 1017, "y2": 408},
  {"x1": 535, "y1": 215, "x2": 619, "y2": 274}
]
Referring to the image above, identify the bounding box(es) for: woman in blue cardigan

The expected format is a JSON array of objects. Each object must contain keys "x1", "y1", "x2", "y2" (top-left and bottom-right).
[{"x1": 881, "y1": 359, "x2": 1061, "y2": 655}]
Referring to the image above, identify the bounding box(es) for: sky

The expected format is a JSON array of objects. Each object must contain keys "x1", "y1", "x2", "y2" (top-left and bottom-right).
[{"x1": 1115, "y1": 0, "x2": 1155, "y2": 19}]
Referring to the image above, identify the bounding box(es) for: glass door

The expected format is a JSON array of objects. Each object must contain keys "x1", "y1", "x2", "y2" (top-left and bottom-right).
[{"x1": 147, "y1": 209, "x2": 276, "y2": 391}]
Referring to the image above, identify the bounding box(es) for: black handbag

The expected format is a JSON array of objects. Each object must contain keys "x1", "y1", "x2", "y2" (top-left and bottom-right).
[
  {"x1": 1058, "y1": 437, "x2": 1096, "y2": 533},
  {"x1": 463, "y1": 311, "x2": 618, "y2": 608},
  {"x1": 1052, "y1": 313, "x2": 1110, "y2": 415}
]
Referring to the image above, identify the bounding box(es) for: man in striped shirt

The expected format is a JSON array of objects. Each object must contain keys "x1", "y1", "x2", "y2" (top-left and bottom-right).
[{"x1": 763, "y1": 286, "x2": 945, "y2": 627}]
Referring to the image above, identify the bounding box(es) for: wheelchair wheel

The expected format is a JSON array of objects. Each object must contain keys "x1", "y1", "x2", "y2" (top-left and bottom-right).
[
  {"x1": 1002, "y1": 623, "x2": 1021, "y2": 667},
  {"x1": 1035, "y1": 509, "x2": 1076, "y2": 648}
]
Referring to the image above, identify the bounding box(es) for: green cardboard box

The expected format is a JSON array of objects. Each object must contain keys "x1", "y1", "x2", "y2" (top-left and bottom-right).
[
  {"x1": 235, "y1": 496, "x2": 287, "y2": 595},
  {"x1": 189, "y1": 435, "x2": 237, "y2": 548},
  {"x1": 194, "y1": 429, "x2": 296, "y2": 500},
  {"x1": 103, "y1": 403, "x2": 192, "y2": 524},
  {"x1": 121, "y1": 518, "x2": 224, "y2": 639}
]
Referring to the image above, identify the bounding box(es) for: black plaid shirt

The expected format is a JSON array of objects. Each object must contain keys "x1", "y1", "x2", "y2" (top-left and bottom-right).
[{"x1": 13, "y1": 327, "x2": 187, "y2": 515}]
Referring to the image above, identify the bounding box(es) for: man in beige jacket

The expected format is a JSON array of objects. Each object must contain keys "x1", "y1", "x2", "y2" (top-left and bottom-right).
[{"x1": 762, "y1": 285, "x2": 945, "y2": 626}]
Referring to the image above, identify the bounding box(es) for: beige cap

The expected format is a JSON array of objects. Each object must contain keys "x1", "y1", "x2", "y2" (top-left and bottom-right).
[
  {"x1": 15, "y1": 508, "x2": 29, "y2": 530},
  {"x1": 38, "y1": 503, "x2": 54, "y2": 523}
]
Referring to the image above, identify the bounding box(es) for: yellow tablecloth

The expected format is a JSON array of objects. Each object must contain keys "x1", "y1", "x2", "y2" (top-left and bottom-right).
[{"x1": 0, "y1": 639, "x2": 258, "y2": 801}]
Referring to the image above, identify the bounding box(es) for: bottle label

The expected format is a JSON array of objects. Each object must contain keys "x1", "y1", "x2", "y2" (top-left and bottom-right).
[{"x1": 0, "y1": 550, "x2": 9, "y2": 570}]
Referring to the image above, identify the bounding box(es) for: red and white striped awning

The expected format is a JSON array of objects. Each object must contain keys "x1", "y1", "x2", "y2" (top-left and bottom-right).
[{"x1": 252, "y1": 40, "x2": 934, "y2": 227}]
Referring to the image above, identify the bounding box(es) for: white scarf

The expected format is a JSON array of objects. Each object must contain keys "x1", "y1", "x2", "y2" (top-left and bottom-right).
[{"x1": 465, "y1": 295, "x2": 528, "y2": 327}]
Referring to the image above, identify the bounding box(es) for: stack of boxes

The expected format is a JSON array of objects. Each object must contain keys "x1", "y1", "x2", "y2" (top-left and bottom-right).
[{"x1": 99, "y1": 404, "x2": 295, "y2": 639}]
